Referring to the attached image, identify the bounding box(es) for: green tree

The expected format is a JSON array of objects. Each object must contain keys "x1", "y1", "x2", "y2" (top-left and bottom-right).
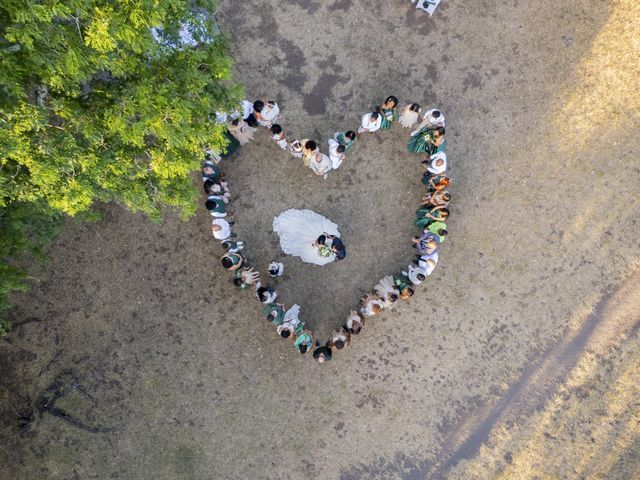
[{"x1": 0, "y1": 0, "x2": 242, "y2": 333}]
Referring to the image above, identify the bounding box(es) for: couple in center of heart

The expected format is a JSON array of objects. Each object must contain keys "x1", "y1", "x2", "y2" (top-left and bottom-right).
[{"x1": 272, "y1": 209, "x2": 347, "y2": 266}]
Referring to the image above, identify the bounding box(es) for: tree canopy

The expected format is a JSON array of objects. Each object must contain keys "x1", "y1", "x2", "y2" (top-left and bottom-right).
[{"x1": 0, "y1": 0, "x2": 242, "y2": 332}]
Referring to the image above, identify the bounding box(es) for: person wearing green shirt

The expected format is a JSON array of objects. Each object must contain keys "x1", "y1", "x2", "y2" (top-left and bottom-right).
[
  {"x1": 294, "y1": 329, "x2": 313, "y2": 354},
  {"x1": 263, "y1": 303, "x2": 285, "y2": 325},
  {"x1": 393, "y1": 274, "x2": 415, "y2": 300},
  {"x1": 427, "y1": 221, "x2": 448, "y2": 243},
  {"x1": 415, "y1": 206, "x2": 449, "y2": 229},
  {"x1": 378, "y1": 95, "x2": 399, "y2": 130},
  {"x1": 332, "y1": 130, "x2": 357, "y2": 152}
]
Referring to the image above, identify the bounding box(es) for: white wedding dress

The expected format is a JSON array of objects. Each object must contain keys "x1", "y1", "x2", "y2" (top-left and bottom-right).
[{"x1": 272, "y1": 209, "x2": 341, "y2": 266}]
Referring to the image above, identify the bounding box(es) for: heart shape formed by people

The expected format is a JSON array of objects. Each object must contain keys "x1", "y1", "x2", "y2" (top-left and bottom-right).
[{"x1": 203, "y1": 99, "x2": 450, "y2": 363}]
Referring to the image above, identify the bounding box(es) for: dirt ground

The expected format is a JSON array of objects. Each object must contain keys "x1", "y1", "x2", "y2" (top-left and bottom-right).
[{"x1": 1, "y1": 0, "x2": 639, "y2": 479}]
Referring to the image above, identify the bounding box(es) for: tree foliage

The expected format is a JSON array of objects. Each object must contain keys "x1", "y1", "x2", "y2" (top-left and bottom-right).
[{"x1": 0, "y1": 0, "x2": 242, "y2": 333}]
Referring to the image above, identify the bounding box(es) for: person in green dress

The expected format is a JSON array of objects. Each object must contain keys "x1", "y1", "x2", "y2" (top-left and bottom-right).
[
  {"x1": 393, "y1": 274, "x2": 415, "y2": 299},
  {"x1": 407, "y1": 126, "x2": 445, "y2": 154},
  {"x1": 332, "y1": 130, "x2": 357, "y2": 152},
  {"x1": 415, "y1": 206, "x2": 449, "y2": 229},
  {"x1": 378, "y1": 95, "x2": 399, "y2": 130},
  {"x1": 294, "y1": 329, "x2": 313, "y2": 354},
  {"x1": 263, "y1": 303, "x2": 285, "y2": 325}
]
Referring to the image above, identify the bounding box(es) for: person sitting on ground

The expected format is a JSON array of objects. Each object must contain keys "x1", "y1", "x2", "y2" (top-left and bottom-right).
[
  {"x1": 233, "y1": 266, "x2": 260, "y2": 290},
  {"x1": 277, "y1": 304, "x2": 302, "y2": 339},
  {"x1": 227, "y1": 118, "x2": 256, "y2": 145},
  {"x1": 211, "y1": 218, "x2": 234, "y2": 241},
  {"x1": 333, "y1": 130, "x2": 357, "y2": 151},
  {"x1": 268, "y1": 261, "x2": 284, "y2": 278},
  {"x1": 393, "y1": 274, "x2": 415, "y2": 299},
  {"x1": 423, "y1": 151, "x2": 447, "y2": 175},
  {"x1": 378, "y1": 95, "x2": 399, "y2": 129},
  {"x1": 373, "y1": 275, "x2": 400, "y2": 308},
  {"x1": 300, "y1": 139, "x2": 319, "y2": 166},
  {"x1": 256, "y1": 285, "x2": 278, "y2": 304},
  {"x1": 360, "y1": 293, "x2": 384, "y2": 317},
  {"x1": 427, "y1": 221, "x2": 448, "y2": 243},
  {"x1": 204, "y1": 180, "x2": 230, "y2": 203},
  {"x1": 221, "y1": 239, "x2": 243, "y2": 253},
  {"x1": 408, "y1": 125, "x2": 445, "y2": 155},
  {"x1": 204, "y1": 179, "x2": 230, "y2": 198},
  {"x1": 344, "y1": 310, "x2": 364, "y2": 335},
  {"x1": 415, "y1": 206, "x2": 449, "y2": 229},
  {"x1": 327, "y1": 139, "x2": 346, "y2": 170},
  {"x1": 423, "y1": 173, "x2": 450, "y2": 191},
  {"x1": 263, "y1": 302, "x2": 285, "y2": 325},
  {"x1": 221, "y1": 251, "x2": 243, "y2": 272},
  {"x1": 422, "y1": 190, "x2": 451, "y2": 208},
  {"x1": 328, "y1": 327, "x2": 351, "y2": 351},
  {"x1": 313, "y1": 340, "x2": 333, "y2": 363},
  {"x1": 417, "y1": 251, "x2": 439, "y2": 276},
  {"x1": 206, "y1": 195, "x2": 228, "y2": 218},
  {"x1": 403, "y1": 265, "x2": 427, "y2": 286},
  {"x1": 399, "y1": 103, "x2": 421, "y2": 128},
  {"x1": 256, "y1": 100, "x2": 280, "y2": 127},
  {"x1": 413, "y1": 230, "x2": 440, "y2": 255},
  {"x1": 270, "y1": 124, "x2": 288, "y2": 150},
  {"x1": 289, "y1": 140, "x2": 303, "y2": 159},
  {"x1": 294, "y1": 329, "x2": 313, "y2": 354},
  {"x1": 202, "y1": 161, "x2": 223, "y2": 182},
  {"x1": 358, "y1": 111, "x2": 382, "y2": 134}
]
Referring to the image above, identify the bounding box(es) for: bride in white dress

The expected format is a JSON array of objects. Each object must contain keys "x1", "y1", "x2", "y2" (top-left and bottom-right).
[{"x1": 272, "y1": 209, "x2": 341, "y2": 266}]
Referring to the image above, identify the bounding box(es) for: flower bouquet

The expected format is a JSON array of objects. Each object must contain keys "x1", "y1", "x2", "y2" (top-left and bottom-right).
[{"x1": 318, "y1": 245, "x2": 332, "y2": 257}]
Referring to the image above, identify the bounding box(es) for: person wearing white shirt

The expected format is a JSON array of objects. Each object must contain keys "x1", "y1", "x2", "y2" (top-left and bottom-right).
[
  {"x1": 412, "y1": 108, "x2": 445, "y2": 135},
  {"x1": 418, "y1": 251, "x2": 439, "y2": 275},
  {"x1": 211, "y1": 218, "x2": 232, "y2": 240},
  {"x1": 270, "y1": 124, "x2": 288, "y2": 150},
  {"x1": 257, "y1": 100, "x2": 280, "y2": 127},
  {"x1": 424, "y1": 151, "x2": 447, "y2": 175},
  {"x1": 358, "y1": 111, "x2": 382, "y2": 133},
  {"x1": 327, "y1": 139, "x2": 346, "y2": 169}
]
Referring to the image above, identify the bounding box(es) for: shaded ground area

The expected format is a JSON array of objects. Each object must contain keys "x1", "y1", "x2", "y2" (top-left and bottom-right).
[{"x1": 1, "y1": 0, "x2": 639, "y2": 479}]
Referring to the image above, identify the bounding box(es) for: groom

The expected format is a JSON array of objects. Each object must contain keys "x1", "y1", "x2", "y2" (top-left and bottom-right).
[{"x1": 315, "y1": 233, "x2": 346, "y2": 261}]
